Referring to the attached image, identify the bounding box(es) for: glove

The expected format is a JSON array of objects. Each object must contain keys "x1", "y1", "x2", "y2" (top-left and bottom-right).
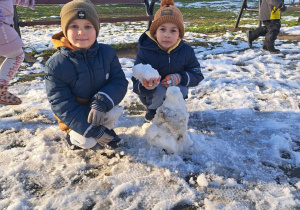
[
  {"x1": 165, "y1": 73, "x2": 182, "y2": 86},
  {"x1": 280, "y1": 4, "x2": 287, "y2": 12},
  {"x1": 87, "y1": 104, "x2": 106, "y2": 126},
  {"x1": 95, "y1": 129, "x2": 114, "y2": 146},
  {"x1": 0, "y1": 8, "x2": 5, "y2": 26}
]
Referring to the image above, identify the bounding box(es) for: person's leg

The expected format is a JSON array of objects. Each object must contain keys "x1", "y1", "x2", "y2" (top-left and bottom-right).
[
  {"x1": 263, "y1": 20, "x2": 281, "y2": 52},
  {"x1": 148, "y1": 84, "x2": 167, "y2": 110},
  {"x1": 69, "y1": 130, "x2": 97, "y2": 149},
  {"x1": 103, "y1": 105, "x2": 123, "y2": 129},
  {"x1": 246, "y1": 25, "x2": 268, "y2": 47},
  {"x1": 177, "y1": 85, "x2": 188, "y2": 99},
  {"x1": 137, "y1": 84, "x2": 166, "y2": 121},
  {"x1": 144, "y1": 84, "x2": 188, "y2": 121},
  {"x1": 0, "y1": 49, "x2": 24, "y2": 86},
  {"x1": 0, "y1": 49, "x2": 25, "y2": 105}
]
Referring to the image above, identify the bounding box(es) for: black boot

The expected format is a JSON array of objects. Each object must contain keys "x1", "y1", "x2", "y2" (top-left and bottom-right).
[
  {"x1": 145, "y1": 109, "x2": 156, "y2": 122},
  {"x1": 105, "y1": 128, "x2": 121, "y2": 149},
  {"x1": 246, "y1": 31, "x2": 253, "y2": 48},
  {"x1": 262, "y1": 45, "x2": 280, "y2": 54}
]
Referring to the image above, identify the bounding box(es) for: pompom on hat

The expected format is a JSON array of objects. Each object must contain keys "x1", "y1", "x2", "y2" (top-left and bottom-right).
[
  {"x1": 60, "y1": 0, "x2": 100, "y2": 38},
  {"x1": 149, "y1": 0, "x2": 184, "y2": 38}
]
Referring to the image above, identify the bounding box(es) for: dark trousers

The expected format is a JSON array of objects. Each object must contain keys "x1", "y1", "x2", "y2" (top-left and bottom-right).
[
  {"x1": 139, "y1": 84, "x2": 188, "y2": 110},
  {"x1": 250, "y1": 20, "x2": 281, "y2": 49}
]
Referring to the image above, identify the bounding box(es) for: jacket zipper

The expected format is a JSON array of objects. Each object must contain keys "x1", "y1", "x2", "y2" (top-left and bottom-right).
[
  {"x1": 168, "y1": 55, "x2": 171, "y2": 73},
  {"x1": 84, "y1": 52, "x2": 95, "y2": 94}
]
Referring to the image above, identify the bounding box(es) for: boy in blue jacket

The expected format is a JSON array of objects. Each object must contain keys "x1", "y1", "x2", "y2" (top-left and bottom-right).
[
  {"x1": 45, "y1": 0, "x2": 128, "y2": 149},
  {"x1": 132, "y1": 0, "x2": 204, "y2": 122}
]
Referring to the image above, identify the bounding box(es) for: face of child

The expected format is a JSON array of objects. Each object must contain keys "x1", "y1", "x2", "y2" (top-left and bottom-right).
[
  {"x1": 66, "y1": 19, "x2": 96, "y2": 50},
  {"x1": 154, "y1": 23, "x2": 180, "y2": 51}
]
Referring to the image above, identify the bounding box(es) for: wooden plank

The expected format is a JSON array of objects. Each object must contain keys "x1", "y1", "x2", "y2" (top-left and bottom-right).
[
  {"x1": 100, "y1": 16, "x2": 153, "y2": 22},
  {"x1": 286, "y1": 6, "x2": 300, "y2": 11},
  {"x1": 244, "y1": 6, "x2": 300, "y2": 12},
  {"x1": 35, "y1": 0, "x2": 145, "y2": 5},
  {"x1": 15, "y1": 0, "x2": 158, "y2": 36},
  {"x1": 19, "y1": 16, "x2": 154, "y2": 27}
]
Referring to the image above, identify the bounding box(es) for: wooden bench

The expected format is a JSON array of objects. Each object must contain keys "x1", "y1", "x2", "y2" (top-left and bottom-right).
[{"x1": 13, "y1": 0, "x2": 159, "y2": 36}]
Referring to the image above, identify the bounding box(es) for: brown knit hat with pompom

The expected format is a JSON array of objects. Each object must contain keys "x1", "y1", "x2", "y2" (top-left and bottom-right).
[
  {"x1": 60, "y1": 0, "x2": 100, "y2": 38},
  {"x1": 149, "y1": 0, "x2": 184, "y2": 38}
]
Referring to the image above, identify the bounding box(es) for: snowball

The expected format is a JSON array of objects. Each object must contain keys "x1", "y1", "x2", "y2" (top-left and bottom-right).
[
  {"x1": 189, "y1": 177, "x2": 195, "y2": 185},
  {"x1": 132, "y1": 63, "x2": 160, "y2": 82},
  {"x1": 196, "y1": 173, "x2": 208, "y2": 187},
  {"x1": 225, "y1": 178, "x2": 237, "y2": 187}
]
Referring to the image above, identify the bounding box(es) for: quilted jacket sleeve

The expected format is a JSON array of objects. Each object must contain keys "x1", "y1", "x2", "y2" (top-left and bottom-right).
[
  {"x1": 178, "y1": 45, "x2": 204, "y2": 87},
  {"x1": 91, "y1": 45, "x2": 129, "y2": 112}
]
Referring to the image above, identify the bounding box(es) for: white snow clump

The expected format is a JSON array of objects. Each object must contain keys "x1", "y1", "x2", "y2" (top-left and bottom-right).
[
  {"x1": 146, "y1": 86, "x2": 193, "y2": 154},
  {"x1": 132, "y1": 63, "x2": 160, "y2": 82},
  {"x1": 197, "y1": 173, "x2": 208, "y2": 187}
]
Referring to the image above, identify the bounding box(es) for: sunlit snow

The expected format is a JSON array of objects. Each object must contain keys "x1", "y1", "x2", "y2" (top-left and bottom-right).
[{"x1": 0, "y1": 0, "x2": 300, "y2": 209}]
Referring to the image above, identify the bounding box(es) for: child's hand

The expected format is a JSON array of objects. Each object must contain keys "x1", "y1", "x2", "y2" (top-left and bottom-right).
[
  {"x1": 161, "y1": 73, "x2": 182, "y2": 88},
  {"x1": 142, "y1": 76, "x2": 161, "y2": 90},
  {"x1": 88, "y1": 104, "x2": 106, "y2": 126},
  {"x1": 0, "y1": 8, "x2": 5, "y2": 26},
  {"x1": 280, "y1": 4, "x2": 287, "y2": 12}
]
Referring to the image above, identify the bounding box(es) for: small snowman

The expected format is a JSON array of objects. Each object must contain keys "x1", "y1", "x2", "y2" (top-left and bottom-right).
[{"x1": 145, "y1": 86, "x2": 193, "y2": 154}]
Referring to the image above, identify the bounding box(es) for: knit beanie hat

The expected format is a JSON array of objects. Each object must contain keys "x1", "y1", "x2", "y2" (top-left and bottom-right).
[
  {"x1": 60, "y1": 0, "x2": 100, "y2": 38},
  {"x1": 149, "y1": 0, "x2": 184, "y2": 38}
]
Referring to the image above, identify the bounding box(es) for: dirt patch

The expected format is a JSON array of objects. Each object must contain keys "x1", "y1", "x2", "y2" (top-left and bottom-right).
[
  {"x1": 277, "y1": 33, "x2": 300, "y2": 41},
  {"x1": 116, "y1": 47, "x2": 138, "y2": 60}
]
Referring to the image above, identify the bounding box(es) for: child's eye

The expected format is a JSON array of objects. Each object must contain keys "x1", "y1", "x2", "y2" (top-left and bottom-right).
[
  {"x1": 85, "y1": 26, "x2": 92, "y2": 29},
  {"x1": 159, "y1": 28, "x2": 165, "y2": 31},
  {"x1": 70, "y1": 25, "x2": 78, "y2": 29}
]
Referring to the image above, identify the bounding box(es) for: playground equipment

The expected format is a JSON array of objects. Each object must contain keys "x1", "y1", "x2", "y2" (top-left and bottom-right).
[{"x1": 235, "y1": 0, "x2": 300, "y2": 28}]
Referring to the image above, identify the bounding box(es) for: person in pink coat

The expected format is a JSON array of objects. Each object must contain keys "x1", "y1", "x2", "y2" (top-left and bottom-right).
[{"x1": 0, "y1": 0, "x2": 35, "y2": 105}]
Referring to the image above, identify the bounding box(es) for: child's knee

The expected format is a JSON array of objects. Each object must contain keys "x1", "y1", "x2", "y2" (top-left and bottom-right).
[
  {"x1": 153, "y1": 84, "x2": 167, "y2": 99},
  {"x1": 178, "y1": 85, "x2": 188, "y2": 98},
  {"x1": 69, "y1": 130, "x2": 97, "y2": 149},
  {"x1": 103, "y1": 105, "x2": 123, "y2": 129}
]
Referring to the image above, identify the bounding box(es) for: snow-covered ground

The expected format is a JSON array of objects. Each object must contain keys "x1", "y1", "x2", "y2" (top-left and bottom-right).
[{"x1": 1, "y1": 1, "x2": 300, "y2": 209}]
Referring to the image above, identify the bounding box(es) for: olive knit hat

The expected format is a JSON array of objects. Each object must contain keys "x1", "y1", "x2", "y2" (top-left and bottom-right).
[
  {"x1": 60, "y1": 0, "x2": 100, "y2": 37},
  {"x1": 149, "y1": 0, "x2": 184, "y2": 38}
]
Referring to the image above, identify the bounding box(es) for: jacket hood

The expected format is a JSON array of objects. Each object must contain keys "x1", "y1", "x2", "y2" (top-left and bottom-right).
[
  {"x1": 51, "y1": 31, "x2": 75, "y2": 50},
  {"x1": 138, "y1": 31, "x2": 182, "y2": 54}
]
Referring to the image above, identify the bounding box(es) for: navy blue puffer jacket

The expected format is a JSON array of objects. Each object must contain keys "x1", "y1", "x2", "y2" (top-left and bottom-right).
[
  {"x1": 132, "y1": 31, "x2": 204, "y2": 97},
  {"x1": 45, "y1": 36, "x2": 128, "y2": 138}
]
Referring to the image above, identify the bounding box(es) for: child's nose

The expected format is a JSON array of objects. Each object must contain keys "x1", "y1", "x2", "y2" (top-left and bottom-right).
[{"x1": 78, "y1": 29, "x2": 85, "y2": 35}]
